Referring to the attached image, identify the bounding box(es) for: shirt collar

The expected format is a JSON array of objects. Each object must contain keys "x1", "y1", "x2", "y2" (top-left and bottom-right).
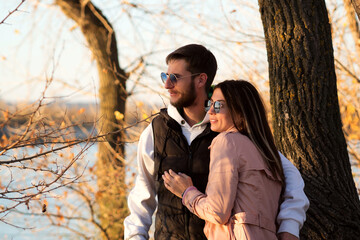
[{"x1": 167, "y1": 104, "x2": 210, "y2": 127}]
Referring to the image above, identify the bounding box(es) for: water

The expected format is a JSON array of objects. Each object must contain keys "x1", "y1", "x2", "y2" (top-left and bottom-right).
[{"x1": 0, "y1": 142, "x2": 138, "y2": 239}]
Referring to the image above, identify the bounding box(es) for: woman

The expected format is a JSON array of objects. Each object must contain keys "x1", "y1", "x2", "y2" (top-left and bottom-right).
[{"x1": 162, "y1": 80, "x2": 285, "y2": 239}]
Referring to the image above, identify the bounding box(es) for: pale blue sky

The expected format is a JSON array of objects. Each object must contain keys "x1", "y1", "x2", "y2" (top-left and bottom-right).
[{"x1": 0, "y1": 0, "x2": 268, "y2": 104}]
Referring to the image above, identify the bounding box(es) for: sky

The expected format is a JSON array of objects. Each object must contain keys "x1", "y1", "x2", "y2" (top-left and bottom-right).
[
  {"x1": 0, "y1": 0, "x2": 268, "y2": 105},
  {"x1": 0, "y1": 0, "x2": 352, "y2": 105},
  {"x1": 0, "y1": 0, "x2": 100, "y2": 104}
]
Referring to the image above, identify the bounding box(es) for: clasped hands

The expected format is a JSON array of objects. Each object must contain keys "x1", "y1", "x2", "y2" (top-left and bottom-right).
[{"x1": 162, "y1": 169, "x2": 193, "y2": 198}]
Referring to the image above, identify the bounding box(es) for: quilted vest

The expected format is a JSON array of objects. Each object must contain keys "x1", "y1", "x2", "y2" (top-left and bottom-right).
[{"x1": 152, "y1": 108, "x2": 218, "y2": 240}]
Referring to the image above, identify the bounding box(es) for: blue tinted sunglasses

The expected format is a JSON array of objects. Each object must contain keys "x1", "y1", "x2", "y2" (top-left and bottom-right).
[
  {"x1": 161, "y1": 72, "x2": 200, "y2": 85},
  {"x1": 205, "y1": 100, "x2": 224, "y2": 113}
]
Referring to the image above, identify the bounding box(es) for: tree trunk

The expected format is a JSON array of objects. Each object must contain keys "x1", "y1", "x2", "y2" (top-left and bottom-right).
[
  {"x1": 55, "y1": 1, "x2": 128, "y2": 239},
  {"x1": 258, "y1": 0, "x2": 360, "y2": 239},
  {"x1": 344, "y1": 0, "x2": 360, "y2": 56},
  {"x1": 352, "y1": 0, "x2": 360, "y2": 20}
]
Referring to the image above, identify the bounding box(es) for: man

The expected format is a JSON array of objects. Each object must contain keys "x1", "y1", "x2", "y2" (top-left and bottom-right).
[{"x1": 124, "y1": 44, "x2": 309, "y2": 240}]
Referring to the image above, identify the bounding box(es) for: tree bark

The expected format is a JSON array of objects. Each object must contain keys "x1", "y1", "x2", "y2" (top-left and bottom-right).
[
  {"x1": 258, "y1": 0, "x2": 360, "y2": 239},
  {"x1": 55, "y1": 0, "x2": 128, "y2": 239},
  {"x1": 352, "y1": 0, "x2": 360, "y2": 20}
]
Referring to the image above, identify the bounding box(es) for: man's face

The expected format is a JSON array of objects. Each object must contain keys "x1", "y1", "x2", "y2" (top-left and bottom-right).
[{"x1": 164, "y1": 59, "x2": 197, "y2": 108}]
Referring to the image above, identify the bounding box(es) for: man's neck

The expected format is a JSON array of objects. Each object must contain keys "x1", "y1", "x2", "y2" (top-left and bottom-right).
[{"x1": 182, "y1": 101, "x2": 206, "y2": 127}]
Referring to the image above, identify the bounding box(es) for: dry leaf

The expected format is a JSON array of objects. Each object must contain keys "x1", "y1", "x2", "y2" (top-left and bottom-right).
[
  {"x1": 78, "y1": 108, "x2": 85, "y2": 114},
  {"x1": 114, "y1": 111, "x2": 124, "y2": 121}
]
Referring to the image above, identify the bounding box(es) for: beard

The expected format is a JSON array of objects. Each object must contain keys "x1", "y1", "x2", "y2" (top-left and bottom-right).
[{"x1": 171, "y1": 80, "x2": 196, "y2": 108}]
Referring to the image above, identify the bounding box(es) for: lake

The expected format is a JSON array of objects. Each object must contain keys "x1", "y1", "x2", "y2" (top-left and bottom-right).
[{"x1": 0, "y1": 142, "x2": 138, "y2": 240}]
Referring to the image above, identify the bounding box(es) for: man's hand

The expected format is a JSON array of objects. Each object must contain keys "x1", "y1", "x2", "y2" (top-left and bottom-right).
[{"x1": 278, "y1": 232, "x2": 299, "y2": 240}]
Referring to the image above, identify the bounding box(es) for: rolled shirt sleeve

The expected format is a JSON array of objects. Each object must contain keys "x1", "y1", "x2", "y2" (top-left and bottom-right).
[
  {"x1": 124, "y1": 123, "x2": 157, "y2": 240},
  {"x1": 277, "y1": 152, "x2": 310, "y2": 237}
]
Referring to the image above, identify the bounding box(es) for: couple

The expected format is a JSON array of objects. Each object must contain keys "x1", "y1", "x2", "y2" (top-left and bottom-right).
[{"x1": 124, "y1": 44, "x2": 309, "y2": 240}]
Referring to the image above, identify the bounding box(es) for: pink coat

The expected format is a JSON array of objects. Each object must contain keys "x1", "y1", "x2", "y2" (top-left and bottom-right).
[{"x1": 182, "y1": 130, "x2": 282, "y2": 239}]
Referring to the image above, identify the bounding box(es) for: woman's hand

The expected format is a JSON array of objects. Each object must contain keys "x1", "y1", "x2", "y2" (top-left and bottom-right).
[{"x1": 162, "y1": 169, "x2": 193, "y2": 198}]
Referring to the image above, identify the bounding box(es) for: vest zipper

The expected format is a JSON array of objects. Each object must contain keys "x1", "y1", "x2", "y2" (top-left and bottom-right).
[
  {"x1": 188, "y1": 150, "x2": 192, "y2": 171},
  {"x1": 185, "y1": 148, "x2": 192, "y2": 239},
  {"x1": 185, "y1": 209, "x2": 190, "y2": 239}
]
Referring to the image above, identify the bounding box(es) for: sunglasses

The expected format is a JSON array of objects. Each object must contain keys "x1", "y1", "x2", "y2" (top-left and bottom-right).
[
  {"x1": 205, "y1": 100, "x2": 224, "y2": 113},
  {"x1": 160, "y1": 72, "x2": 201, "y2": 85}
]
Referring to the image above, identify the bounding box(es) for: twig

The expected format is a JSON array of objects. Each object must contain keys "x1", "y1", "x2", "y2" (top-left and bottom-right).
[
  {"x1": 0, "y1": 218, "x2": 33, "y2": 230},
  {"x1": 0, "y1": 112, "x2": 159, "y2": 165},
  {"x1": 335, "y1": 58, "x2": 360, "y2": 83},
  {"x1": 0, "y1": 0, "x2": 27, "y2": 25}
]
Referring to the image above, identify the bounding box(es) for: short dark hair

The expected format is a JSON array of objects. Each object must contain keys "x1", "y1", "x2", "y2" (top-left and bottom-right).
[
  {"x1": 166, "y1": 44, "x2": 217, "y2": 93},
  {"x1": 215, "y1": 80, "x2": 285, "y2": 184}
]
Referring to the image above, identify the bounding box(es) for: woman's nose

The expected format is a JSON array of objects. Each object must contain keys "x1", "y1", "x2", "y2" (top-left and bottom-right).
[{"x1": 208, "y1": 104, "x2": 216, "y2": 114}]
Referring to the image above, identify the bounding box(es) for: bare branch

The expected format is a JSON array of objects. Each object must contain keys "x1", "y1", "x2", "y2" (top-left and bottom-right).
[
  {"x1": 0, "y1": 0, "x2": 27, "y2": 25},
  {"x1": 335, "y1": 58, "x2": 360, "y2": 83}
]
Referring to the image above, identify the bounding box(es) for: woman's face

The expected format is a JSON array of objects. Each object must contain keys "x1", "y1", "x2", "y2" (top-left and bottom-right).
[{"x1": 208, "y1": 88, "x2": 234, "y2": 132}]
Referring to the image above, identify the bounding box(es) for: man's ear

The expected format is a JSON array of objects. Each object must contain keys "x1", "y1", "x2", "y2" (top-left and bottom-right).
[{"x1": 197, "y1": 73, "x2": 208, "y2": 88}]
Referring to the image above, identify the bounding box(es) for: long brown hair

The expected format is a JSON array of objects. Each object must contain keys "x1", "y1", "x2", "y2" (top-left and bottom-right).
[{"x1": 215, "y1": 80, "x2": 285, "y2": 184}]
